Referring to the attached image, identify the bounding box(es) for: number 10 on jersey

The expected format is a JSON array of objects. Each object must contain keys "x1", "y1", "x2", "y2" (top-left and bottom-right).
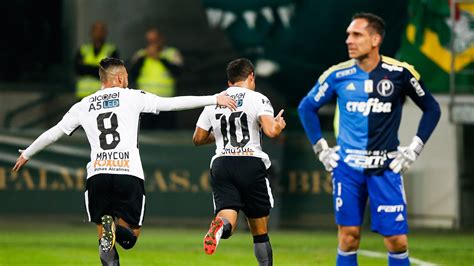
[{"x1": 216, "y1": 112, "x2": 250, "y2": 148}]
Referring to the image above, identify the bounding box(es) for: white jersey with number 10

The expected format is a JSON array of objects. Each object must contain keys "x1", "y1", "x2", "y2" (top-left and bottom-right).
[{"x1": 196, "y1": 86, "x2": 274, "y2": 169}]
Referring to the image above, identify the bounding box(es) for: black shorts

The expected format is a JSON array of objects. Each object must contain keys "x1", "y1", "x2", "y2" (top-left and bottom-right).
[
  {"x1": 210, "y1": 156, "x2": 274, "y2": 218},
  {"x1": 85, "y1": 174, "x2": 145, "y2": 227}
]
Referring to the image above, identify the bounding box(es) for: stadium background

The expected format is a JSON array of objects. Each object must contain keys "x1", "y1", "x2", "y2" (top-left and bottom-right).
[{"x1": 0, "y1": 0, "x2": 473, "y2": 265}]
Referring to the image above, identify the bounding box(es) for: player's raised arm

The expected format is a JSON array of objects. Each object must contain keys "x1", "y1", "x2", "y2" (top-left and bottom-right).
[{"x1": 259, "y1": 109, "x2": 286, "y2": 138}]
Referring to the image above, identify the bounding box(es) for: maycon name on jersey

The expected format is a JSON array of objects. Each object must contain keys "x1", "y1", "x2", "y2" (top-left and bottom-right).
[{"x1": 93, "y1": 151, "x2": 130, "y2": 170}]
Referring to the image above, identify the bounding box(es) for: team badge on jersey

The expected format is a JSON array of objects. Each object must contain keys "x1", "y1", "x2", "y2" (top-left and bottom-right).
[{"x1": 376, "y1": 79, "x2": 394, "y2": 97}]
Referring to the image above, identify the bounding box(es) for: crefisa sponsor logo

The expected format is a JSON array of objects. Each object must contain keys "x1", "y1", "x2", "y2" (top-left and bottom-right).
[{"x1": 346, "y1": 98, "x2": 392, "y2": 116}]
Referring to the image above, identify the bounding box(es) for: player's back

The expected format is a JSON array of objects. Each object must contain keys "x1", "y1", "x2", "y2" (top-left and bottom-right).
[
  {"x1": 70, "y1": 88, "x2": 147, "y2": 179},
  {"x1": 198, "y1": 86, "x2": 274, "y2": 168}
]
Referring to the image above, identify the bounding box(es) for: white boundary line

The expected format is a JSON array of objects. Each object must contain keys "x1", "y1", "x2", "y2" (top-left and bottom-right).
[{"x1": 359, "y1": 249, "x2": 437, "y2": 266}]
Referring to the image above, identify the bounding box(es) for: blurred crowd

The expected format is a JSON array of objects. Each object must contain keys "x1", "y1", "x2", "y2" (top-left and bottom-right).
[{"x1": 75, "y1": 21, "x2": 184, "y2": 129}]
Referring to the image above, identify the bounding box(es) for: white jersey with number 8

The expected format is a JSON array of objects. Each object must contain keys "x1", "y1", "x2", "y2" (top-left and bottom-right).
[{"x1": 57, "y1": 87, "x2": 216, "y2": 180}]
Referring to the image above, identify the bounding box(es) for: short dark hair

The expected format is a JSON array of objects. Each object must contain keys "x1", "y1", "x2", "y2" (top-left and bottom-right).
[
  {"x1": 226, "y1": 58, "x2": 254, "y2": 84},
  {"x1": 352, "y1": 12, "x2": 385, "y2": 38},
  {"x1": 99, "y1": 57, "x2": 125, "y2": 82}
]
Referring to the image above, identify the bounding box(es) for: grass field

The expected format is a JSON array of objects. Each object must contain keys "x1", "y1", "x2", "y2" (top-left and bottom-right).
[{"x1": 0, "y1": 222, "x2": 473, "y2": 265}]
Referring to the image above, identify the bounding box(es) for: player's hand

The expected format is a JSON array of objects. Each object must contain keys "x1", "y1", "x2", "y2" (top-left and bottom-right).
[
  {"x1": 389, "y1": 136, "x2": 424, "y2": 173},
  {"x1": 313, "y1": 138, "x2": 340, "y2": 172},
  {"x1": 215, "y1": 91, "x2": 237, "y2": 111},
  {"x1": 12, "y1": 149, "x2": 28, "y2": 172},
  {"x1": 274, "y1": 109, "x2": 286, "y2": 130}
]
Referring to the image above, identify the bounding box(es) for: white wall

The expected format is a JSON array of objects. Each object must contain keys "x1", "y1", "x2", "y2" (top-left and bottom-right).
[{"x1": 400, "y1": 95, "x2": 459, "y2": 228}]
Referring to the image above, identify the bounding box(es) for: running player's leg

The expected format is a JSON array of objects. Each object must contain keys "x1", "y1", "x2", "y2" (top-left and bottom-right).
[
  {"x1": 332, "y1": 161, "x2": 368, "y2": 266},
  {"x1": 240, "y1": 157, "x2": 274, "y2": 266},
  {"x1": 204, "y1": 209, "x2": 238, "y2": 255},
  {"x1": 112, "y1": 174, "x2": 146, "y2": 250},
  {"x1": 115, "y1": 218, "x2": 141, "y2": 250},
  {"x1": 204, "y1": 157, "x2": 242, "y2": 255},
  {"x1": 215, "y1": 209, "x2": 238, "y2": 237},
  {"x1": 247, "y1": 216, "x2": 272, "y2": 266},
  {"x1": 85, "y1": 174, "x2": 120, "y2": 265},
  {"x1": 368, "y1": 170, "x2": 410, "y2": 266},
  {"x1": 96, "y1": 222, "x2": 119, "y2": 266}
]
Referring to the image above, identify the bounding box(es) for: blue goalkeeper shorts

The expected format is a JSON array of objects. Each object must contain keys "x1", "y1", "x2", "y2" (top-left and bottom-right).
[{"x1": 332, "y1": 160, "x2": 408, "y2": 236}]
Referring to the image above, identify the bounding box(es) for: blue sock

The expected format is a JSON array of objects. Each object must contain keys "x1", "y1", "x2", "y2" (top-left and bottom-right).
[
  {"x1": 336, "y1": 248, "x2": 358, "y2": 266},
  {"x1": 388, "y1": 250, "x2": 410, "y2": 266}
]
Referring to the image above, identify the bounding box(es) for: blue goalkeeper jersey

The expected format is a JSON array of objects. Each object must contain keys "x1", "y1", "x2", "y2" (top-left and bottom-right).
[{"x1": 298, "y1": 56, "x2": 441, "y2": 174}]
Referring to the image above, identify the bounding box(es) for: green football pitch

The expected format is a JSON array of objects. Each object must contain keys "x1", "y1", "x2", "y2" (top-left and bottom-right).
[{"x1": 0, "y1": 222, "x2": 473, "y2": 265}]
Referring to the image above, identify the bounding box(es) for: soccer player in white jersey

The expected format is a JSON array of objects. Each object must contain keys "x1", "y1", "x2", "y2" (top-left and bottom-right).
[
  {"x1": 193, "y1": 58, "x2": 286, "y2": 266},
  {"x1": 12, "y1": 57, "x2": 237, "y2": 266}
]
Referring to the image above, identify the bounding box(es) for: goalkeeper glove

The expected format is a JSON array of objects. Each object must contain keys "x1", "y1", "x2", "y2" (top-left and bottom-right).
[
  {"x1": 389, "y1": 136, "x2": 424, "y2": 174},
  {"x1": 313, "y1": 138, "x2": 340, "y2": 172}
]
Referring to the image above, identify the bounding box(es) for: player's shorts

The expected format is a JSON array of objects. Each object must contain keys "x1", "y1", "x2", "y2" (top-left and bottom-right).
[
  {"x1": 210, "y1": 156, "x2": 274, "y2": 218},
  {"x1": 85, "y1": 174, "x2": 145, "y2": 227},
  {"x1": 332, "y1": 160, "x2": 408, "y2": 236}
]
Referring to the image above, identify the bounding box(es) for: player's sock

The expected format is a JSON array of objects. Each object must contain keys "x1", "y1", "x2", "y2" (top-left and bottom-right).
[
  {"x1": 388, "y1": 250, "x2": 410, "y2": 266},
  {"x1": 115, "y1": 225, "x2": 137, "y2": 250},
  {"x1": 336, "y1": 248, "x2": 357, "y2": 266},
  {"x1": 253, "y1": 234, "x2": 273, "y2": 266},
  {"x1": 99, "y1": 241, "x2": 120, "y2": 266},
  {"x1": 219, "y1": 217, "x2": 232, "y2": 239}
]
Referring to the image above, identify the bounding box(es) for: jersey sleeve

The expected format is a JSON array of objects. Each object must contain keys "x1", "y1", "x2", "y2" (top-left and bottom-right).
[
  {"x1": 57, "y1": 103, "x2": 81, "y2": 136},
  {"x1": 134, "y1": 90, "x2": 163, "y2": 114},
  {"x1": 402, "y1": 66, "x2": 441, "y2": 143},
  {"x1": 255, "y1": 93, "x2": 274, "y2": 117},
  {"x1": 196, "y1": 107, "x2": 212, "y2": 131},
  {"x1": 135, "y1": 90, "x2": 216, "y2": 113},
  {"x1": 298, "y1": 73, "x2": 337, "y2": 144}
]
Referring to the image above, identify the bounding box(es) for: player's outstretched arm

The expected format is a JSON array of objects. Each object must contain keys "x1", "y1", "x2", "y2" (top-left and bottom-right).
[
  {"x1": 259, "y1": 109, "x2": 286, "y2": 138},
  {"x1": 11, "y1": 125, "x2": 65, "y2": 172},
  {"x1": 215, "y1": 91, "x2": 237, "y2": 111},
  {"x1": 151, "y1": 91, "x2": 237, "y2": 112},
  {"x1": 192, "y1": 127, "x2": 215, "y2": 146},
  {"x1": 12, "y1": 150, "x2": 28, "y2": 172}
]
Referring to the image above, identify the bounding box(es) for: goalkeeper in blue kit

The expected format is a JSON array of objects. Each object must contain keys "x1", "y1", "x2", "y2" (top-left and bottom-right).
[{"x1": 298, "y1": 13, "x2": 441, "y2": 266}]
